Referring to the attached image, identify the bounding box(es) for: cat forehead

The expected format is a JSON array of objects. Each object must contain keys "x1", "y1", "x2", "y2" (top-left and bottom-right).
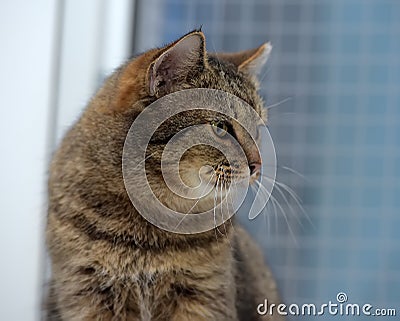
[
  {"x1": 204, "y1": 56, "x2": 263, "y2": 112},
  {"x1": 207, "y1": 55, "x2": 241, "y2": 78}
]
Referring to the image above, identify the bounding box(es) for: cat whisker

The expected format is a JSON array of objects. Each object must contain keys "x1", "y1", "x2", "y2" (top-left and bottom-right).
[
  {"x1": 264, "y1": 97, "x2": 292, "y2": 110},
  {"x1": 253, "y1": 180, "x2": 275, "y2": 221},
  {"x1": 225, "y1": 174, "x2": 237, "y2": 235},
  {"x1": 261, "y1": 174, "x2": 304, "y2": 211},
  {"x1": 264, "y1": 175, "x2": 314, "y2": 229},
  {"x1": 269, "y1": 194, "x2": 298, "y2": 246},
  {"x1": 272, "y1": 182, "x2": 304, "y2": 229},
  {"x1": 213, "y1": 180, "x2": 218, "y2": 242},
  {"x1": 260, "y1": 174, "x2": 314, "y2": 228},
  {"x1": 255, "y1": 180, "x2": 298, "y2": 246},
  {"x1": 216, "y1": 176, "x2": 225, "y2": 237},
  {"x1": 249, "y1": 183, "x2": 271, "y2": 240},
  {"x1": 266, "y1": 112, "x2": 298, "y2": 120},
  {"x1": 172, "y1": 172, "x2": 216, "y2": 232},
  {"x1": 270, "y1": 188, "x2": 279, "y2": 235},
  {"x1": 261, "y1": 164, "x2": 309, "y2": 182},
  {"x1": 220, "y1": 171, "x2": 234, "y2": 250},
  {"x1": 280, "y1": 165, "x2": 309, "y2": 182},
  {"x1": 224, "y1": 174, "x2": 235, "y2": 245},
  {"x1": 256, "y1": 181, "x2": 279, "y2": 236},
  {"x1": 220, "y1": 173, "x2": 227, "y2": 236},
  {"x1": 264, "y1": 186, "x2": 271, "y2": 237},
  {"x1": 259, "y1": 65, "x2": 272, "y2": 84},
  {"x1": 214, "y1": 175, "x2": 223, "y2": 239},
  {"x1": 189, "y1": 173, "x2": 216, "y2": 213},
  {"x1": 274, "y1": 180, "x2": 303, "y2": 204},
  {"x1": 251, "y1": 182, "x2": 281, "y2": 240}
]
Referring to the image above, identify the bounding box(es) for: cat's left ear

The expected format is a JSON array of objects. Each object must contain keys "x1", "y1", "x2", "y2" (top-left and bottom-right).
[
  {"x1": 214, "y1": 43, "x2": 272, "y2": 78},
  {"x1": 148, "y1": 31, "x2": 206, "y2": 96},
  {"x1": 238, "y1": 43, "x2": 272, "y2": 77}
]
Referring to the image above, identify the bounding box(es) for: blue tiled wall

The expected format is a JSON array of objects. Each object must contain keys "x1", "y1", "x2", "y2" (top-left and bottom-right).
[{"x1": 137, "y1": 0, "x2": 400, "y2": 319}]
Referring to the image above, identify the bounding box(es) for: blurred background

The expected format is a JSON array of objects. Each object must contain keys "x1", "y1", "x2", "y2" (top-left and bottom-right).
[{"x1": 1, "y1": 0, "x2": 399, "y2": 320}]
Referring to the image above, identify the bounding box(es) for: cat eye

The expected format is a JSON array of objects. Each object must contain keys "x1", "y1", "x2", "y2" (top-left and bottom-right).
[{"x1": 211, "y1": 121, "x2": 228, "y2": 137}]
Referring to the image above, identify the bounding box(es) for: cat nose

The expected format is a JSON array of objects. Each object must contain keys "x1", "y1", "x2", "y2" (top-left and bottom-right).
[{"x1": 249, "y1": 162, "x2": 261, "y2": 176}]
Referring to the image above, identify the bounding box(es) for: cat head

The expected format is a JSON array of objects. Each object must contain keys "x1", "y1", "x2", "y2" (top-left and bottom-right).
[{"x1": 112, "y1": 30, "x2": 272, "y2": 216}]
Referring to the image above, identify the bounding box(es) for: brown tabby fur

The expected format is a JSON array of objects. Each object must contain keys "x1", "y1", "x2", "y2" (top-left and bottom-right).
[{"x1": 46, "y1": 30, "x2": 284, "y2": 321}]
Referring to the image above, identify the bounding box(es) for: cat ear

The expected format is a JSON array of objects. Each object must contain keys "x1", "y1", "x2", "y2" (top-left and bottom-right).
[
  {"x1": 214, "y1": 43, "x2": 272, "y2": 78},
  {"x1": 238, "y1": 43, "x2": 272, "y2": 76},
  {"x1": 148, "y1": 31, "x2": 206, "y2": 96}
]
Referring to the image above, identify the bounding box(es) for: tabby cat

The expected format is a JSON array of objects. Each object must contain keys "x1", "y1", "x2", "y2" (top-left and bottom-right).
[{"x1": 46, "y1": 30, "x2": 284, "y2": 321}]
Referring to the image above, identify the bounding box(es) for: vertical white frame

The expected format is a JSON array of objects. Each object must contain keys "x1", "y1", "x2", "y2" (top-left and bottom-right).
[
  {"x1": 0, "y1": 1, "x2": 134, "y2": 320},
  {"x1": 0, "y1": 1, "x2": 58, "y2": 321}
]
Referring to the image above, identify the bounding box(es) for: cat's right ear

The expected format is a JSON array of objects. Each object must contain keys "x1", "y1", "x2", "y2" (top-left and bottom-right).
[{"x1": 147, "y1": 31, "x2": 206, "y2": 97}]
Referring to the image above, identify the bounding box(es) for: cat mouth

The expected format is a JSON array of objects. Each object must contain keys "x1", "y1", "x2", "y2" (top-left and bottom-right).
[
  {"x1": 193, "y1": 163, "x2": 259, "y2": 202},
  {"x1": 200, "y1": 165, "x2": 257, "y2": 184}
]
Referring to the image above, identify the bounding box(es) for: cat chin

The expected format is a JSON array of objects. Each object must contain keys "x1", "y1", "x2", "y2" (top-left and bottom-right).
[{"x1": 157, "y1": 187, "x2": 235, "y2": 215}]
